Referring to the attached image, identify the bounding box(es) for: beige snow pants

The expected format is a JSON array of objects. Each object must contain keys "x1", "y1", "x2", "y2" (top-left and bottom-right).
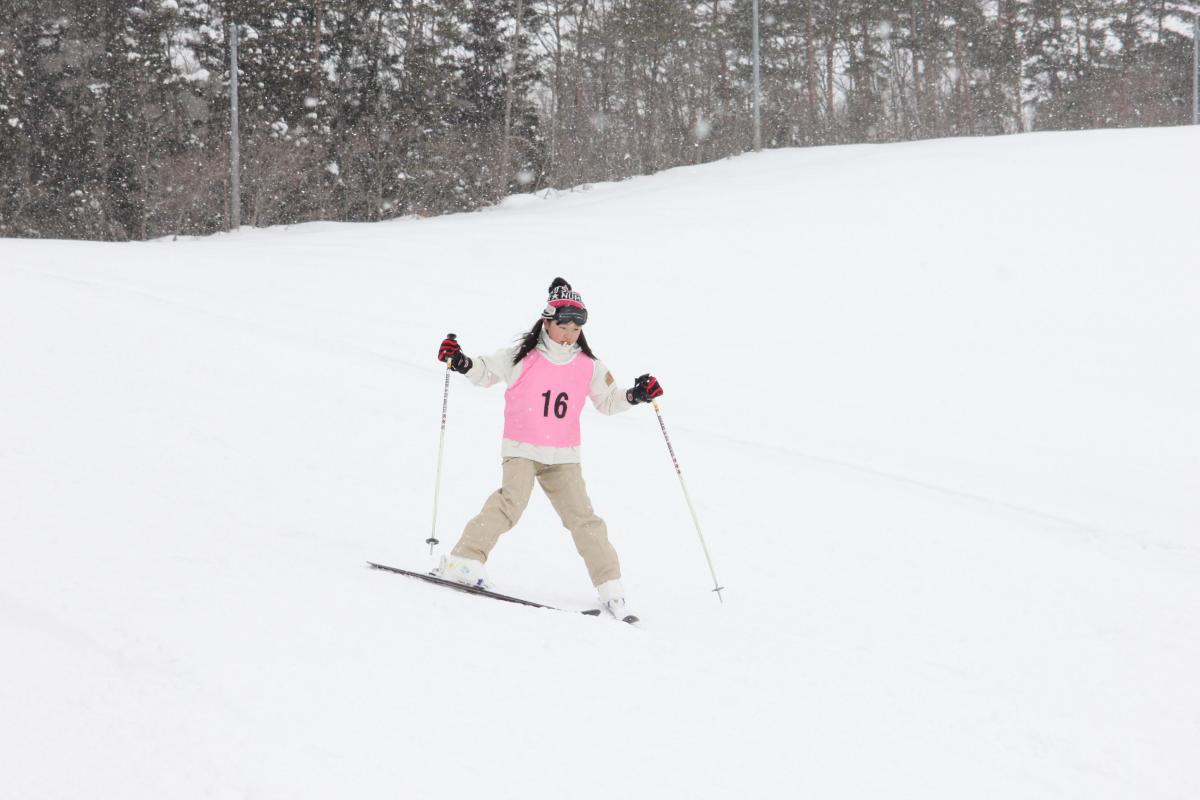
[{"x1": 451, "y1": 457, "x2": 621, "y2": 587}]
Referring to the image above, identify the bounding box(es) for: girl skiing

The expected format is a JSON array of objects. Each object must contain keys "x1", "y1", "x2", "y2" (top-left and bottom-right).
[{"x1": 433, "y1": 278, "x2": 663, "y2": 622}]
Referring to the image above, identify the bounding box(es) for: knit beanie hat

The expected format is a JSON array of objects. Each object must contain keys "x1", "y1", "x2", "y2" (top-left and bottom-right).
[{"x1": 541, "y1": 278, "x2": 588, "y2": 324}]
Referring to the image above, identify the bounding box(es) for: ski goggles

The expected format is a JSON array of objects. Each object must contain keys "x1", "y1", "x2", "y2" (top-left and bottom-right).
[{"x1": 545, "y1": 304, "x2": 588, "y2": 326}]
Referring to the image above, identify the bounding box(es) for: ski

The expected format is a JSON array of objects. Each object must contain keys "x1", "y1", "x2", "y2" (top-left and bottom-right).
[{"x1": 366, "y1": 561, "x2": 603, "y2": 617}]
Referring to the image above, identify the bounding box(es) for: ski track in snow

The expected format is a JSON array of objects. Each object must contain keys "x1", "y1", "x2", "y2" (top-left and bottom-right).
[{"x1": 692, "y1": 422, "x2": 1200, "y2": 557}]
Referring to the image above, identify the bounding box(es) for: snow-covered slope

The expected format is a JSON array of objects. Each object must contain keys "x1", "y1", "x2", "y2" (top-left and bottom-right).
[{"x1": 2, "y1": 127, "x2": 1198, "y2": 799}]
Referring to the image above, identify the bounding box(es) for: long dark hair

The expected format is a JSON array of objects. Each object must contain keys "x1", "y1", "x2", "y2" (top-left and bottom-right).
[{"x1": 512, "y1": 318, "x2": 597, "y2": 365}]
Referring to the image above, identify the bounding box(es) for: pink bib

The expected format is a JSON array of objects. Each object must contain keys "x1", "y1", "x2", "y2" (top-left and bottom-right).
[{"x1": 503, "y1": 349, "x2": 594, "y2": 448}]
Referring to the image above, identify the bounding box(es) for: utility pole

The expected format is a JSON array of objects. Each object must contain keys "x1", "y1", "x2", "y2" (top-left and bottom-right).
[
  {"x1": 752, "y1": 0, "x2": 762, "y2": 150},
  {"x1": 500, "y1": 0, "x2": 526, "y2": 200},
  {"x1": 229, "y1": 22, "x2": 241, "y2": 230}
]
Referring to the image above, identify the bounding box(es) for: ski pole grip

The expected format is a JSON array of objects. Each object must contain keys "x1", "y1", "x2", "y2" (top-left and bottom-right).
[{"x1": 445, "y1": 333, "x2": 457, "y2": 367}]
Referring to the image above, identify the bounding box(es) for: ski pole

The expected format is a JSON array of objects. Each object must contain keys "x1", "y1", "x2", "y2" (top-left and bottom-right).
[
  {"x1": 426, "y1": 335, "x2": 456, "y2": 554},
  {"x1": 651, "y1": 400, "x2": 725, "y2": 603}
]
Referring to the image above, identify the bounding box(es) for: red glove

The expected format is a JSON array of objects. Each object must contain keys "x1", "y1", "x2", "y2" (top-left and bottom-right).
[
  {"x1": 437, "y1": 335, "x2": 460, "y2": 362},
  {"x1": 437, "y1": 334, "x2": 472, "y2": 374},
  {"x1": 626, "y1": 374, "x2": 663, "y2": 404}
]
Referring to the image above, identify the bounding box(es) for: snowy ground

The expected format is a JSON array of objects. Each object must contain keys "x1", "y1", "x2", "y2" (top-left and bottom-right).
[{"x1": 2, "y1": 126, "x2": 1198, "y2": 799}]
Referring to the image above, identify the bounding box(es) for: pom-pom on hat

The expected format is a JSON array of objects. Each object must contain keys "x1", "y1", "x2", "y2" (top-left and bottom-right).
[{"x1": 541, "y1": 277, "x2": 588, "y2": 325}]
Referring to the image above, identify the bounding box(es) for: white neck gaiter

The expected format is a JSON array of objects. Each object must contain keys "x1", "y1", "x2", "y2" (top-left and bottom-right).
[{"x1": 539, "y1": 327, "x2": 580, "y2": 364}]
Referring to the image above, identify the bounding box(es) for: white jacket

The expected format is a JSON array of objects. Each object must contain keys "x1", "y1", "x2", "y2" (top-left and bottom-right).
[{"x1": 465, "y1": 328, "x2": 633, "y2": 464}]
